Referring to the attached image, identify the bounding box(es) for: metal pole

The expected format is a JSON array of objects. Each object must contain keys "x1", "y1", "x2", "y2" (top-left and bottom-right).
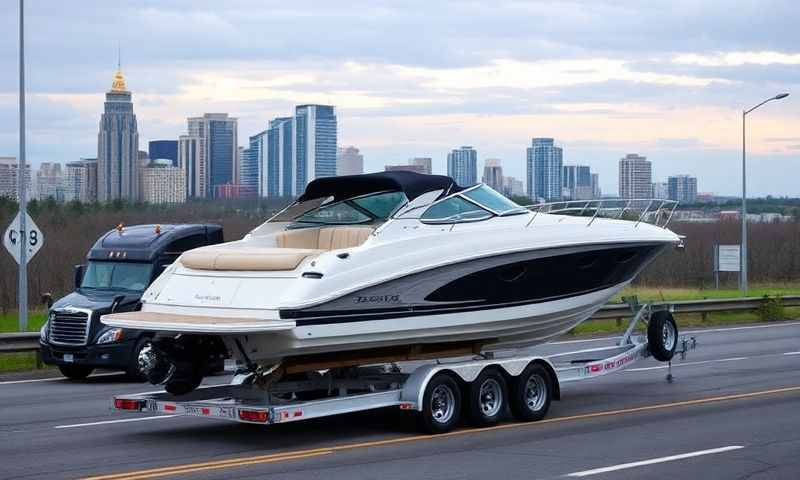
[
  {"x1": 17, "y1": 0, "x2": 28, "y2": 331},
  {"x1": 740, "y1": 111, "x2": 747, "y2": 294}
]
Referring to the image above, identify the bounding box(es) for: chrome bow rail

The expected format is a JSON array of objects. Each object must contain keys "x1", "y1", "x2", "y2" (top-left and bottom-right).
[{"x1": 523, "y1": 199, "x2": 679, "y2": 228}]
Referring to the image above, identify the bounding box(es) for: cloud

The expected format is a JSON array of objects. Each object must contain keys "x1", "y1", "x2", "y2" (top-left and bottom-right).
[{"x1": 674, "y1": 51, "x2": 800, "y2": 67}]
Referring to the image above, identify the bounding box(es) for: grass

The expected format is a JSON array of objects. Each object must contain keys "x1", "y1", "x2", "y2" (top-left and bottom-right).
[
  {"x1": 0, "y1": 310, "x2": 47, "y2": 333},
  {"x1": 612, "y1": 284, "x2": 800, "y2": 303}
]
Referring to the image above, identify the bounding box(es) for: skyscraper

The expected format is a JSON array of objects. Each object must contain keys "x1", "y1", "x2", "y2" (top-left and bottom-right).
[
  {"x1": 482, "y1": 159, "x2": 504, "y2": 192},
  {"x1": 178, "y1": 133, "x2": 205, "y2": 198},
  {"x1": 180, "y1": 113, "x2": 238, "y2": 198},
  {"x1": 337, "y1": 146, "x2": 364, "y2": 176},
  {"x1": 410, "y1": 157, "x2": 433, "y2": 175},
  {"x1": 618, "y1": 153, "x2": 652, "y2": 199},
  {"x1": 239, "y1": 144, "x2": 259, "y2": 198},
  {"x1": 668, "y1": 175, "x2": 698, "y2": 203},
  {"x1": 64, "y1": 158, "x2": 97, "y2": 203},
  {"x1": 265, "y1": 117, "x2": 293, "y2": 197},
  {"x1": 447, "y1": 146, "x2": 477, "y2": 186},
  {"x1": 36, "y1": 162, "x2": 64, "y2": 201},
  {"x1": 562, "y1": 165, "x2": 593, "y2": 200},
  {"x1": 294, "y1": 104, "x2": 337, "y2": 194},
  {"x1": 148, "y1": 140, "x2": 178, "y2": 166},
  {"x1": 591, "y1": 173, "x2": 601, "y2": 198},
  {"x1": 526, "y1": 138, "x2": 563, "y2": 201},
  {"x1": 97, "y1": 67, "x2": 139, "y2": 202},
  {"x1": 140, "y1": 160, "x2": 186, "y2": 204},
  {"x1": 0, "y1": 157, "x2": 31, "y2": 202}
]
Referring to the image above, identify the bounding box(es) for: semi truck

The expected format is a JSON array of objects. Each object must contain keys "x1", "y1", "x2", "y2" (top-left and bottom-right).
[{"x1": 39, "y1": 223, "x2": 224, "y2": 380}]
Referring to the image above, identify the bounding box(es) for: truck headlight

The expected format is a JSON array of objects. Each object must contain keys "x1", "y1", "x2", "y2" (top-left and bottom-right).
[
  {"x1": 40, "y1": 322, "x2": 49, "y2": 342},
  {"x1": 97, "y1": 328, "x2": 124, "y2": 344}
]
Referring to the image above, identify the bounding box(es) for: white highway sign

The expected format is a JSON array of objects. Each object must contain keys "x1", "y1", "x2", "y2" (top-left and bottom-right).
[{"x1": 3, "y1": 211, "x2": 44, "y2": 265}]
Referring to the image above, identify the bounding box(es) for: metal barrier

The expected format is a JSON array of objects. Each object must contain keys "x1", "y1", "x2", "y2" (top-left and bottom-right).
[{"x1": 0, "y1": 295, "x2": 798, "y2": 359}]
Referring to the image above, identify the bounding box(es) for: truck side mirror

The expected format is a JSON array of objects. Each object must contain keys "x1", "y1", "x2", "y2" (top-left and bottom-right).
[
  {"x1": 74, "y1": 264, "x2": 85, "y2": 290},
  {"x1": 41, "y1": 292, "x2": 53, "y2": 309}
]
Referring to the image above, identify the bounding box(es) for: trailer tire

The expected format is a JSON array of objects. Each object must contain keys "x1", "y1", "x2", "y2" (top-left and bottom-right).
[
  {"x1": 164, "y1": 374, "x2": 203, "y2": 396},
  {"x1": 648, "y1": 311, "x2": 678, "y2": 362},
  {"x1": 418, "y1": 373, "x2": 462, "y2": 434},
  {"x1": 467, "y1": 368, "x2": 508, "y2": 427},
  {"x1": 509, "y1": 363, "x2": 552, "y2": 422},
  {"x1": 58, "y1": 364, "x2": 94, "y2": 380}
]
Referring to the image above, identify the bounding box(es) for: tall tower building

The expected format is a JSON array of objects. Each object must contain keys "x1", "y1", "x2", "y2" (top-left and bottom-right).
[
  {"x1": 618, "y1": 153, "x2": 652, "y2": 199},
  {"x1": 562, "y1": 165, "x2": 593, "y2": 200},
  {"x1": 64, "y1": 158, "x2": 97, "y2": 203},
  {"x1": 447, "y1": 146, "x2": 477, "y2": 187},
  {"x1": 97, "y1": 67, "x2": 139, "y2": 202},
  {"x1": 294, "y1": 104, "x2": 337, "y2": 194},
  {"x1": 526, "y1": 138, "x2": 562, "y2": 201},
  {"x1": 337, "y1": 146, "x2": 364, "y2": 176},
  {"x1": 179, "y1": 113, "x2": 238, "y2": 198},
  {"x1": 667, "y1": 175, "x2": 698, "y2": 203},
  {"x1": 239, "y1": 144, "x2": 259, "y2": 198},
  {"x1": 266, "y1": 117, "x2": 293, "y2": 197},
  {"x1": 482, "y1": 159, "x2": 504, "y2": 192},
  {"x1": 178, "y1": 133, "x2": 206, "y2": 198}
]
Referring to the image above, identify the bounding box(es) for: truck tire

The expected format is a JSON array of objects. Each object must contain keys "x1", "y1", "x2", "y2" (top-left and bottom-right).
[
  {"x1": 648, "y1": 310, "x2": 678, "y2": 362},
  {"x1": 58, "y1": 364, "x2": 94, "y2": 380},
  {"x1": 417, "y1": 373, "x2": 462, "y2": 434},
  {"x1": 509, "y1": 363, "x2": 552, "y2": 422},
  {"x1": 126, "y1": 337, "x2": 152, "y2": 381},
  {"x1": 467, "y1": 368, "x2": 508, "y2": 427}
]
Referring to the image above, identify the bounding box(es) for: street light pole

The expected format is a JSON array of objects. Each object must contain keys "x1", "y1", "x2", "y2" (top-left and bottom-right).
[
  {"x1": 18, "y1": 0, "x2": 27, "y2": 331},
  {"x1": 740, "y1": 92, "x2": 790, "y2": 294}
]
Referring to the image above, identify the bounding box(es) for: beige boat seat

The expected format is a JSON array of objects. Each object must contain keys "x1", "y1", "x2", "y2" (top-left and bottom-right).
[{"x1": 181, "y1": 226, "x2": 373, "y2": 271}]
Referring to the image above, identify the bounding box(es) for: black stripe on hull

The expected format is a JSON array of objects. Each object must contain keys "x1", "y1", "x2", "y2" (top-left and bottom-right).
[{"x1": 282, "y1": 243, "x2": 667, "y2": 326}]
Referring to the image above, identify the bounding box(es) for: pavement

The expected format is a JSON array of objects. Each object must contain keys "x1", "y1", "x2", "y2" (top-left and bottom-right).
[{"x1": 1, "y1": 321, "x2": 799, "y2": 480}]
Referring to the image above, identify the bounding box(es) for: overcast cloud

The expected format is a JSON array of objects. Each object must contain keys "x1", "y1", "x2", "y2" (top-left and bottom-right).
[{"x1": 0, "y1": 0, "x2": 798, "y2": 196}]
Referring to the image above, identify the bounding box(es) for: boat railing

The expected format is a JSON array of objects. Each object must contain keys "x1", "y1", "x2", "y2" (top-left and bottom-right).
[{"x1": 522, "y1": 198, "x2": 679, "y2": 228}]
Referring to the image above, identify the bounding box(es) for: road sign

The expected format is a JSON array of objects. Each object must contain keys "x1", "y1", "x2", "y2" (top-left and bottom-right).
[
  {"x1": 3, "y1": 211, "x2": 43, "y2": 265},
  {"x1": 716, "y1": 244, "x2": 741, "y2": 272}
]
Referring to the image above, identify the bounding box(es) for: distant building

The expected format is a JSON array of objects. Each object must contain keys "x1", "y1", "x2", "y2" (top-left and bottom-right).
[
  {"x1": 502, "y1": 175, "x2": 524, "y2": 197},
  {"x1": 148, "y1": 140, "x2": 178, "y2": 167},
  {"x1": 668, "y1": 175, "x2": 698, "y2": 203},
  {"x1": 652, "y1": 182, "x2": 668, "y2": 199},
  {"x1": 618, "y1": 153, "x2": 652, "y2": 199},
  {"x1": 591, "y1": 173, "x2": 601, "y2": 198},
  {"x1": 140, "y1": 160, "x2": 186, "y2": 204},
  {"x1": 178, "y1": 133, "x2": 206, "y2": 198},
  {"x1": 482, "y1": 159, "x2": 504, "y2": 191},
  {"x1": 563, "y1": 164, "x2": 592, "y2": 200},
  {"x1": 0, "y1": 156, "x2": 32, "y2": 202},
  {"x1": 180, "y1": 113, "x2": 238, "y2": 198},
  {"x1": 36, "y1": 162, "x2": 64, "y2": 202},
  {"x1": 247, "y1": 130, "x2": 267, "y2": 197},
  {"x1": 527, "y1": 138, "x2": 562, "y2": 201},
  {"x1": 410, "y1": 157, "x2": 433, "y2": 175},
  {"x1": 238, "y1": 146, "x2": 259, "y2": 198},
  {"x1": 97, "y1": 67, "x2": 140, "y2": 202},
  {"x1": 385, "y1": 164, "x2": 427, "y2": 174},
  {"x1": 265, "y1": 116, "x2": 293, "y2": 197},
  {"x1": 447, "y1": 146, "x2": 477, "y2": 187},
  {"x1": 294, "y1": 104, "x2": 337, "y2": 194},
  {"x1": 64, "y1": 158, "x2": 98, "y2": 203},
  {"x1": 337, "y1": 146, "x2": 364, "y2": 176}
]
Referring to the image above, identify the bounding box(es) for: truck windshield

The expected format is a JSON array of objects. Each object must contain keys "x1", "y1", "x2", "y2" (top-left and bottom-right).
[{"x1": 81, "y1": 261, "x2": 153, "y2": 292}]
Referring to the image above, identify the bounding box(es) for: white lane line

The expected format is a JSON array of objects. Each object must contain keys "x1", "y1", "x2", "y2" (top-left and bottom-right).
[
  {"x1": 784, "y1": 351, "x2": 800, "y2": 356},
  {"x1": 54, "y1": 415, "x2": 181, "y2": 429},
  {"x1": 0, "y1": 372, "x2": 124, "y2": 385},
  {"x1": 626, "y1": 357, "x2": 748, "y2": 372},
  {"x1": 566, "y1": 445, "x2": 745, "y2": 477},
  {"x1": 683, "y1": 321, "x2": 800, "y2": 334}
]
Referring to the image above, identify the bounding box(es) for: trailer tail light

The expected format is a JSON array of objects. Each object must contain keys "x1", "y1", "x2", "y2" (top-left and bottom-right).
[
  {"x1": 114, "y1": 398, "x2": 144, "y2": 411},
  {"x1": 238, "y1": 409, "x2": 269, "y2": 423}
]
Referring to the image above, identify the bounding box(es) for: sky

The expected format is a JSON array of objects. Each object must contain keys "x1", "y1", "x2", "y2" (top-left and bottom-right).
[{"x1": 0, "y1": 0, "x2": 798, "y2": 197}]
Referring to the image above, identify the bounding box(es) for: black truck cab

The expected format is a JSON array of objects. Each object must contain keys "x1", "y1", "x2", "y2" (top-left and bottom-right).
[{"x1": 40, "y1": 224, "x2": 223, "y2": 380}]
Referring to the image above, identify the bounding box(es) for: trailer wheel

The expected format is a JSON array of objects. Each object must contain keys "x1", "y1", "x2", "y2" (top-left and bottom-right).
[
  {"x1": 509, "y1": 363, "x2": 552, "y2": 422},
  {"x1": 418, "y1": 373, "x2": 462, "y2": 434},
  {"x1": 164, "y1": 374, "x2": 203, "y2": 396},
  {"x1": 648, "y1": 311, "x2": 678, "y2": 362},
  {"x1": 467, "y1": 368, "x2": 508, "y2": 427},
  {"x1": 58, "y1": 364, "x2": 94, "y2": 380}
]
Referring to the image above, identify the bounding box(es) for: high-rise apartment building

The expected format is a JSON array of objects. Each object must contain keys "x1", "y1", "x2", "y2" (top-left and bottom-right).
[
  {"x1": 482, "y1": 159, "x2": 504, "y2": 192},
  {"x1": 668, "y1": 175, "x2": 698, "y2": 203},
  {"x1": 64, "y1": 158, "x2": 98, "y2": 203},
  {"x1": 410, "y1": 157, "x2": 433, "y2": 175},
  {"x1": 591, "y1": 173, "x2": 601, "y2": 198},
  {"x1": 178, "y1": 134, "x2": 205, "y2": 198},
  {"x1": 563, "y1": 165, "x2": 593, "y2": 200},
  {"x1": 36, "y1": 162, "x2": 64, "y2": 201},
  {"x1": 97, "y1": 68, "x2": 139, "y2": 202},
  {"x1": 179, "y1": 113, "x2": 238, "y2": 198},
  {"x1": 140, "y1": 160, "x2": 186, "y2": 204},
  {"x1": 651, "y1": 182, "x2": 668, "y2": 199},
  {"x1": 239, "y1": 145, "x2": 259, "y2": 198},
  {"x1": 265, "y1": 117, "x2": 293, "y2": 197},
  {"x1": 618, "y1": 154, "x2": 652, "y2": 199},
  {"x1": 148, "y1": 140, "x2": 178, "y2": 166},
  {"x1": 0, "y1": 157, "x2": 31, "y2": 202},
  {"x1": 526, "y1": 138, "x2": 563, "y2": 201},
  {"x1": 447, "y1": 146, "x2": 477, "y2": 187},
  {"x1": 294, "y1": 105, "x2": 337, "y2": 194},
  {"x1": 337, "y1": 146, "x2": 364, "y2": 176}
]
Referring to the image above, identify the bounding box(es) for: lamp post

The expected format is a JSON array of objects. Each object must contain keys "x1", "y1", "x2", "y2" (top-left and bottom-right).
[{"x1": 740, "y1": 92, "x2": 789, "y2": 293}]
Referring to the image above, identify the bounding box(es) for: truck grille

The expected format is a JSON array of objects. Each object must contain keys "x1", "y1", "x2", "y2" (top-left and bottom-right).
[{"x1": 49, "y1": 310, "x2": 90, "y2": 346}]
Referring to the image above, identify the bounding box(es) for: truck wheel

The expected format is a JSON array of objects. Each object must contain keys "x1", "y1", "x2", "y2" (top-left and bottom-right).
[
  {"x1": 467, "y1": 368, "x2": 508, "y2": 427},
  {"x1": 418, "y1": 373, "x2": 462, "y2": 434},
  {"x1": 648, "y1": 311, "x2": 678, "y2": 362},
  {"x1": 510, "y1": 363, "x2": 552, "y2": 422},
  {"x1": 58, "y1": 364, "x2": 94, "y2": 380},
  {"x1": 126, "y1": 337, "x2": 152, "y2": 382}
]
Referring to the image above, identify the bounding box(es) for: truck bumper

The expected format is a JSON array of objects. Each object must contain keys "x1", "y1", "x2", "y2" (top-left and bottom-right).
[{"x1": 40, "y1": 340, "x2": 137, "y2": 371}]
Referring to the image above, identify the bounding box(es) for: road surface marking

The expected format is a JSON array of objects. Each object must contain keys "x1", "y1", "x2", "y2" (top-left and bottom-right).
[
  {"x1": 784, "y1": 351, "x2": 800, "y2": 356},
  {"x1": 566, "y1": 445, "x2": 744, "y2": 477},
  {"x1": 55, "y1": 415, "x2": 180, "y2": 429},
  {"x1": 82, "y1": 385, "x2": 800, "y2": 480},
  {"x1": 626, "y1": 356, "x2": 749, "y2": 372},
  {"x1": 0, "y1": 372, "x2": 123, "y2": 385}
]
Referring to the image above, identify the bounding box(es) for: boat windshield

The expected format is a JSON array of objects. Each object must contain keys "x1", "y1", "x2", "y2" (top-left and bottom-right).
[
  {"x1": 294, "y1": 191, "x2": 408, "y2": 226},
  {"x1": 462, "y1": 185, "x2": 527, "y2": 216}
]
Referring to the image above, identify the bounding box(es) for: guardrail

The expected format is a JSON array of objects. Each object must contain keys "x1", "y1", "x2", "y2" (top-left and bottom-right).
[{"x1": 1, "y1": 295, "x2": 798, "y2": 362}]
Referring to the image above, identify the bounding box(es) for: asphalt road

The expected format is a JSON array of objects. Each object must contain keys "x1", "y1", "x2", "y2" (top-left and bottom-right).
[{"x1": 1, "y1": 321, "x2": 799, "y2": 480}]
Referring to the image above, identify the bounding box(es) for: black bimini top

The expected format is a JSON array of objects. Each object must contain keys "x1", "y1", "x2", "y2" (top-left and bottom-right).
[{"x1": 298, "y1": 171, "x2": 463, "y2": 203}]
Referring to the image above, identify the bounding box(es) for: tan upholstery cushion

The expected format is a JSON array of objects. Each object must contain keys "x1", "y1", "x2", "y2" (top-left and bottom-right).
[
  {"x1": 275, "y1": 228, "x2": 321, "y2": 249},
  {"x1": 276, "y1": 227, "x2": 372, "y2": 251},
  {"x1": 181, "y1": 247, "x2": 323, "y2": 271}
]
